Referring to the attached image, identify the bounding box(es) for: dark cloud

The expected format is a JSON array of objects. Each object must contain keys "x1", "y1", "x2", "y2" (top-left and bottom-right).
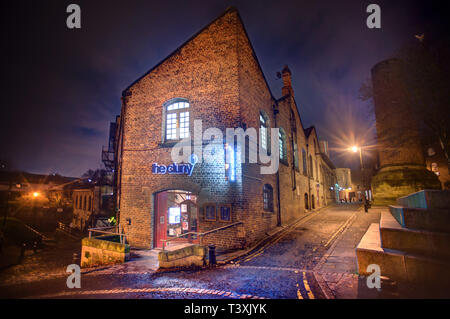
[{"x1": 2, "y1": 0, "x2": 447, "y2": 176}]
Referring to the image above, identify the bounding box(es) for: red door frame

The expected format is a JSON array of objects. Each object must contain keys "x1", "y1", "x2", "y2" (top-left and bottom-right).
[
  {"x1": 154, "y1": 191, "x2": 199, "y2": 248},
  {"x1": 154, "y1": 191, "x2": 168, "y2": 248}
]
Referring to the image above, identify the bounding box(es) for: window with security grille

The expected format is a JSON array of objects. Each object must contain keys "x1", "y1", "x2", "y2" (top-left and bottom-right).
[
  {"x1": 165, "y1": 100, "x2": 190, "y2": 141},
  {"x1": 279, "y1": 130, "x2": 285, "y2": 161},
  {"x1": 263, "y1": 184, "x2": 273, "y2": 212},
  {"x1": 260, "y1": 113, "x2": 267, "y2": 150}
]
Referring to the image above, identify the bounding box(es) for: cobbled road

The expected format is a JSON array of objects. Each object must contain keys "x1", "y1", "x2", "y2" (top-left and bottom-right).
[{"x1": 1, "y1": 204, "x2": 383, "y2": 299}]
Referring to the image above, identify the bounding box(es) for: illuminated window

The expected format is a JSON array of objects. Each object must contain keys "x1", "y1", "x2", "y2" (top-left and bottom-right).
[
  {"x1": 293, "y1": 142, "x2": 299, "y2": 170},
  {"x1": 225, "y1": 143, "x2": 236, "y2": 182},
  {"x1": 164, "y1": 100, "x2": 190, "y2": 141},
  {"x1": 279, "y1": 128, "x2": 287, "y2": 163},
  {"x1": 260, "y1": 112, "x2": 268, "y2": 150},
  {"x1": 263, "y1": 184, "x2": 273, "y2": 212}
]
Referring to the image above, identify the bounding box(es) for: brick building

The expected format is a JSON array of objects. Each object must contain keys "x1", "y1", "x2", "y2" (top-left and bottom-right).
[
  {"x1": 113, "y1": 7, "x2": 335, "y2": 249},
  {"x1": 71, "y1": 185, "x2": 114, "y2": 232}
]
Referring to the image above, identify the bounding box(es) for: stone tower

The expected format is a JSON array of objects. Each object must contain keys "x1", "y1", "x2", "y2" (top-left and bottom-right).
[{"x1": 370, "y1": 58, "x2": 441, "y2": 205}]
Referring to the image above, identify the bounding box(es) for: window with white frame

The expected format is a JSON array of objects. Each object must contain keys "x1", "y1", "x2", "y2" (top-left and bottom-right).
[
  {"x1": 279, "y1": 129, "x2": 287, "y2": 162},
  {"x1": 165, "y1": 100, "x2": 190, "y2": 141}
]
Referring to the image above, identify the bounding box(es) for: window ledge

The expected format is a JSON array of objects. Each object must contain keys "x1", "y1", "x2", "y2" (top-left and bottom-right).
[{"x1": 159, "y1": 141, "x2": 180, "y2": 148}]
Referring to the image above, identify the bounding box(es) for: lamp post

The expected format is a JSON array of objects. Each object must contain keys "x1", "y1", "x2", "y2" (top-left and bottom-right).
[
  {"x1": 32, "y1": 192, "x2": 40, "y2": 228},
  {"x1": 350, "y1": 146, "x2": 368, "y2": 212}
]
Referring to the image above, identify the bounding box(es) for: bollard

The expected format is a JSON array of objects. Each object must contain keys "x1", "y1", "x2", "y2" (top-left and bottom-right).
[{"x1": 208, "y1": 244, "x2": 216, "y2": 266}]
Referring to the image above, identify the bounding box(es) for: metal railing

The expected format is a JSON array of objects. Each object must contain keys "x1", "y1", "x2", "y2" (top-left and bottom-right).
[
  {"x1": 161, "y1": 221, "x2": 243, "y2": 251},
  {"x1": 88, "y1": 225, "x2": 127, "y2": 244},
  {"x1": 57, "y1": 222, "x2": 72, "y2": 234}
]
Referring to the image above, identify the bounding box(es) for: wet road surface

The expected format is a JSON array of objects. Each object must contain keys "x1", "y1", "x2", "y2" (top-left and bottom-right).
[{"x1": 1, "y1": 204, "x2": 381, "y2": 299}]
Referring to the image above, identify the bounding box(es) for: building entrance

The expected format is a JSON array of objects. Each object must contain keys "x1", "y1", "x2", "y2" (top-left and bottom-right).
[{"x1": 154, "y1": 190, "x2": 198, "y2": 248}]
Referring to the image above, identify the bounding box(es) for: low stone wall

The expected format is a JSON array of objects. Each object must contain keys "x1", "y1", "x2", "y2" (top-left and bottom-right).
[
  {"x1": 371, "y1": 167, "x2": 441, "y2": 205},
  {"x1": 81, "y1": 237, "x2": 130, "y2": 268},
  {"x1": 158, "y1": 245, "x2": 206, "y2": 268}
]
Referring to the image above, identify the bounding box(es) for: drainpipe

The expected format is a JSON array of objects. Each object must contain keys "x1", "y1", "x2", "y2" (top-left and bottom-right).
[
  {"x1": 273, "y1": 104, "x2": 282, "y2": 227},
  {"x1": 117, "y1": 93, "x2": 128, "y2": 226}
]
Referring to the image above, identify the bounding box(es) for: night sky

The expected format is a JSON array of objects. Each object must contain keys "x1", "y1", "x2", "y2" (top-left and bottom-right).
[{"x1": 2, "y1": 0, "x2": 448, "y2": 177}]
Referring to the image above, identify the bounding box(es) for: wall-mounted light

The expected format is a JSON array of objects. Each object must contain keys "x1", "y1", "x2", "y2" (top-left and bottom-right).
[
  {"x1": 126, "y1": 217, "x2": 131, "y2": 225},
  {"x1": 224, "y1": 143, "x2": 236, "y2": 182}
]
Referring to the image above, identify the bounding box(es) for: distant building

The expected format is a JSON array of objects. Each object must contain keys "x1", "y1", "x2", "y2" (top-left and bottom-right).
[
  {"x1": 335, "y1": 168, "x2": 352, "y2": 202},
  {"x1": 71, "y1": 185, "x2": 113, "y2": 232}
]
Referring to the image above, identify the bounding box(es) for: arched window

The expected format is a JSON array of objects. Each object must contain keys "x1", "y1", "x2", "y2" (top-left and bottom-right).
[
  {"x1": 302, "y1": 149, "x2": 307, "y2": 175},
  {"x1": 263, "y1": 184, "x2": 274, "y2": 212},
  {"x1": 260, "y1": 111, "x2": 269, "y2": 151},
  {"x1": 164, "y1": 99, "x2": 190, "y2": 141},
  {"x1": 279, "y1": 128, "x2": 287, "y2": 163}
]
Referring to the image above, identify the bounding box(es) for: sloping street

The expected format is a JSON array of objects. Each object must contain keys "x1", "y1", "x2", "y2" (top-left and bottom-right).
[{"x1": 1, "y1": 204, "x2": 385, "y2": 299}]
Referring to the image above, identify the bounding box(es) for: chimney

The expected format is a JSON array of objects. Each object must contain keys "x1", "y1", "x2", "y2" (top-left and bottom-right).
[{"x1": 281, "y1": 65, "x2": 294, "y2": 97}]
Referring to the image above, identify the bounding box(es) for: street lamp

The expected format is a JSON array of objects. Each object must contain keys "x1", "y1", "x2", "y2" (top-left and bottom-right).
[{"x1": 349, "y1": 146, "x2": 368, "y2": 212}]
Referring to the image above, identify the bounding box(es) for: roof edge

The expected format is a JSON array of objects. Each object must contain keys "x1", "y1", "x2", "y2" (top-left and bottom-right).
[{"x1": 122, "y1": 7, "x2": 240, "y2": 96}]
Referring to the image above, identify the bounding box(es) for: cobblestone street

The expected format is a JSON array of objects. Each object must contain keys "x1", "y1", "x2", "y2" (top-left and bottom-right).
[{"x1": 1, "y1": 204, "x2": 392, "y2": 299}]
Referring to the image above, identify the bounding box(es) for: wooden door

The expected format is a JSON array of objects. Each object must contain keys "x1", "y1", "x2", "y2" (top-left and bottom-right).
[{"x1": 154, "y1": 191, "x2": 168, "y2": 248}]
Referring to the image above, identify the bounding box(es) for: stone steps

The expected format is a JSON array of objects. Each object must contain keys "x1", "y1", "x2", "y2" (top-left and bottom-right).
[
  {"x1": 357, "y1": 190, "x2": 450, "y2": 287},
  {"x1": 397, "y1": 190, "x2": 450, "y2": 210},
  {"x1": 356, "y1": 223, "x2": 450, "y2": 286},
  {"x1": 380, "y1": 211, "x2": 450, "y2": 259},
  {"x1": 389, "y1": 205, "x2": 450, "y2": 233}
]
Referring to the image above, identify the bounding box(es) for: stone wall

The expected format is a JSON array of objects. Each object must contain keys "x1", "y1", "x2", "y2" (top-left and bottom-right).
[{"x1": 81, "y1": 237, "x2": 130, "y2": 268}]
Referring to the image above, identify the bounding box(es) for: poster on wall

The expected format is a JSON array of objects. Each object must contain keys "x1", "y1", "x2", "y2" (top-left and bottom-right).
[
  {"x1": 181, "y1": 214, "x2": 189, "y2": 230},
  {"x1": 168, "y1": 207, "x2": 181, "y2": 224}
]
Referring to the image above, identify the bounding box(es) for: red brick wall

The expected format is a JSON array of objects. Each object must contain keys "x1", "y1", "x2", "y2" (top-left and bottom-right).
[{"x1": 118, "y1": 8, "x2": 335, "y2": 249}]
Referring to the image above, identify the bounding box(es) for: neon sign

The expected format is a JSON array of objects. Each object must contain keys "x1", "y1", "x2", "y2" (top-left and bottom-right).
[{"x1": 152, "y1": 154, "x2": 198, "y2": 176}]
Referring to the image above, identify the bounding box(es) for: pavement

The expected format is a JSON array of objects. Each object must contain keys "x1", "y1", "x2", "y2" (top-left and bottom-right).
[{"x1": 0, "y1": 204, "x2": 409, "y2": 299}]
